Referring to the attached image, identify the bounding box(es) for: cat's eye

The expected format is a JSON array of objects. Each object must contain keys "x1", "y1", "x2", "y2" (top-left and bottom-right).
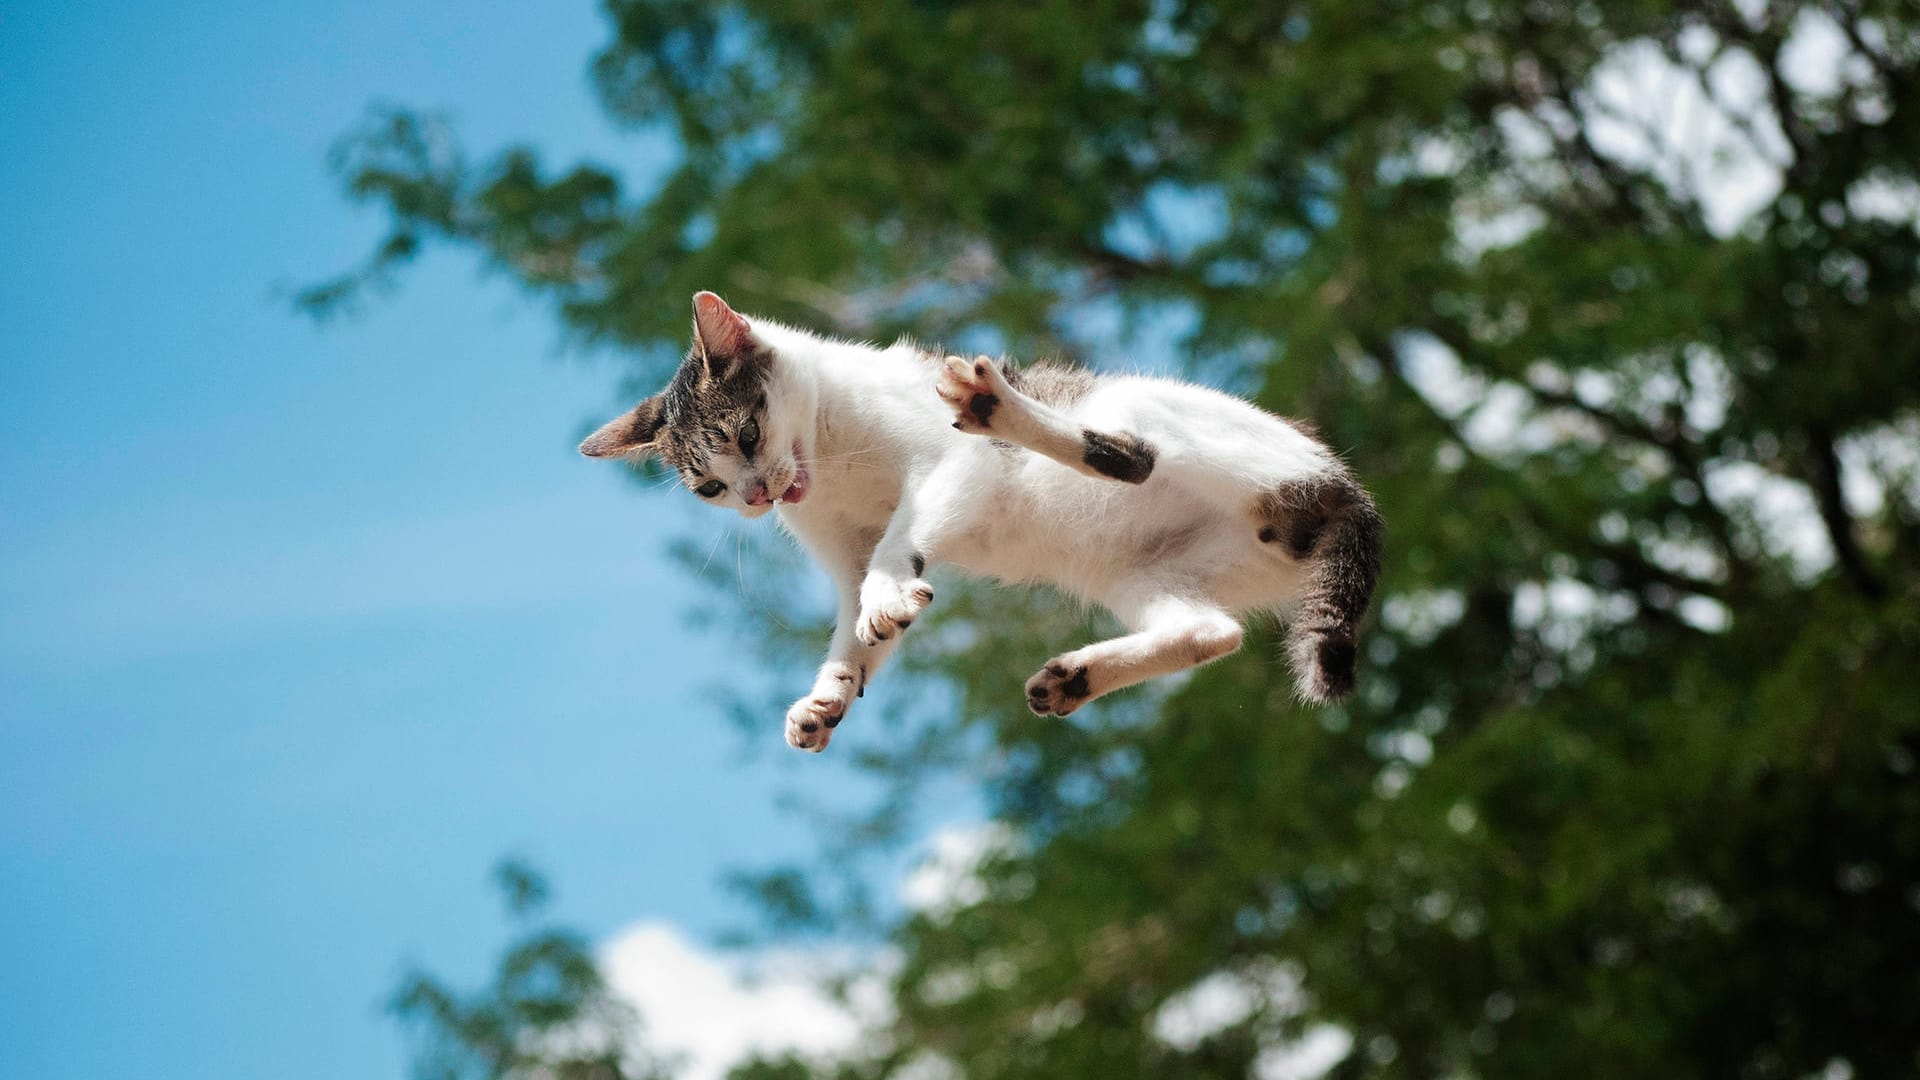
[
  {"x1": 738, "y1": 419, "x2": 760, "y2": 454},
  {"x1": 696, "y1": 480, "x2": 725, "y2": 498}
]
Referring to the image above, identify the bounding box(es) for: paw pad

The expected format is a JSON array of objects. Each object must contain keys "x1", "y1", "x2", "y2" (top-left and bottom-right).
[
  {"x1": 855, "y1": 578, "x2": 935, "y2": 646},
  {"x1": 786, "y1": 691, "x2": 847, "y2": 752},
  {"x1": 935, "y1": 354, "x2": 1008, "y2": 434},
  {"x1": 1025, "y1": 660, "x2": 1092, "y2": 716}
]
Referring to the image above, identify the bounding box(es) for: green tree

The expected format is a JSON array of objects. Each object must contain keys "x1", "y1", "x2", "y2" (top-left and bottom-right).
[
  {"x1": 389, "y1": 861, "x2": 678, "y2": 1080},
  {"x1": 325, "y1": 2, "x2": 1920, "y2": 1076}
]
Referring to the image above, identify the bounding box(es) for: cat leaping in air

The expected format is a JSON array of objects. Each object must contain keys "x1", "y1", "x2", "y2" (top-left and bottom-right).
[{"x1": 582, "y1": 292, "x2": 1383, "y2": 752}]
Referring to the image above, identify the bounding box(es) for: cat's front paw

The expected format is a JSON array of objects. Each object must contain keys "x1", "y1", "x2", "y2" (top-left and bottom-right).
[
  {"x1": 854, "y1": 578, "x2": 935, "y2": 646},
  {"x1": 784, "y1": 694, "x2": 843, "y2": 752},
  {"x1": 934, "y1": 354, "x2": 1013, "y2": 435},
  {"x1": 1026, "y1": 658, "x2": 1093, "y2": 716},
  {"x1": 785, "y1": 663, "x2": 863, "y2": 752}
]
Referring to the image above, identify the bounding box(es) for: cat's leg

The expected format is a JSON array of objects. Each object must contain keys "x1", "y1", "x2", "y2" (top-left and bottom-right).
[
  {"x1": 854, "y1": 562, "x2": 936, "y2": 647},
  {"x1": 788, "y1": 483, "x2": 972, "y2": 751},
  {"x1": 849, "y1": 465, "x2": 976, "y2": 647},
  {"x1": 1024, "y1": 594, "x2": 1244, "y2": 716},
  {"x1": 785, "y1": 582, "x2": 909, "y2": 751},
  {"x1": 935, "y1": 355, "x2": 1159, "y2": 484},
  {"x1": 936, "y1": 355, "x2": 1341, "y2": 517},
  {"x1": 938, "y1": 355, "x2": 1380, "y2": 704},
  {"x1": 782, "y1": 531, "x2": 911, "y2": 753}
]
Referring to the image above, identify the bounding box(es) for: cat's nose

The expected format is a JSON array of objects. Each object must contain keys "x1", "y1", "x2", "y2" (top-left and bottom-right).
[{"x1": 743, "y1": 480, "x2": 773, "y2": 506}]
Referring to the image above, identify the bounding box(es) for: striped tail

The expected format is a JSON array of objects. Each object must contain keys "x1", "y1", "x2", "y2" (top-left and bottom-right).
[{"x1": 1284, "y1": 471, "x2": 1384, "y2": 703}]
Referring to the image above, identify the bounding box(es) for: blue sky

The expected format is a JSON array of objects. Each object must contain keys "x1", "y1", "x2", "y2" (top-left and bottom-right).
[{"x1": 0, "y1": 3, "x2": 920, "y2": 1076}]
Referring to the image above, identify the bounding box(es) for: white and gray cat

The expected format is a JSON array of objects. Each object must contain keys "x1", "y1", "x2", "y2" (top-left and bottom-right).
[{"x1": 582, "y1": 292, "x2": 1382, "y2": 752}]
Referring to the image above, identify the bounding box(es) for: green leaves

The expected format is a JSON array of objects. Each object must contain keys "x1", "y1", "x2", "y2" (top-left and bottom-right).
[
  {"x1": 390, "y1": 862, "x2": 675, "y2": 1080},
  {"x1": 337, "y1": 2, "x2": 1920, "y2": 1076}
]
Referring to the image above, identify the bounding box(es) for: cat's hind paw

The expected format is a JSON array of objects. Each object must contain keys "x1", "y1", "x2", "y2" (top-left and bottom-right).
[
  {"x1": 854, "y1": 578, "x2": 935, "y2": 646},
  {"x1": 935, "y1": 354, "x2": 1015, "y2": 435},
  {"x1": 1025, "y1": 659, "x2": 1093, "y2": 717}
]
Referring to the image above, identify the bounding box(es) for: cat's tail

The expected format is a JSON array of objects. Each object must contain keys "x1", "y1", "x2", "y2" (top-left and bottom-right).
[{"x1": 1284, "y1": 469, "x2": 1384, "y2": 704}]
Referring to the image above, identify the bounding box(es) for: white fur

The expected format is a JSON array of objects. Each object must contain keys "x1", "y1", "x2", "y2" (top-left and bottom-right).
[{"x1": 709, "y1": 315, "x2": 1341, "y2": 752}]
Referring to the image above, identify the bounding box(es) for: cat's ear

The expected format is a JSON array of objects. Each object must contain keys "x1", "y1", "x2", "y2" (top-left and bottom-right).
[
  {"x1": 579, "y1": 395, "x2": 667, "y2": 458},
  {"x1": 691, "y1": 291, "x2": 756, "y2": 381}
]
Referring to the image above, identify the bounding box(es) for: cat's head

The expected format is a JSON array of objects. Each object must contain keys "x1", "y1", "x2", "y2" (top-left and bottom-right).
[{"x1": 580, "y1": 292, "x2": 816, "y2": 519}]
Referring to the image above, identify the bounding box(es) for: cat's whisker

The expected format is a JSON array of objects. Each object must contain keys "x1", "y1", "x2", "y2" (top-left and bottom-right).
[
  {"x1": 808, "y1": 444, "x2": 884, "y2": 458},
  {"x1": 734, "y1": 520, "x2": 747, "y2": 604},
  {"x1": 698, "y1": 522, "x2": 729, "y2": 578},
  {"x1": 801, "y1": 449, "x2": 886, "y2": 467}
]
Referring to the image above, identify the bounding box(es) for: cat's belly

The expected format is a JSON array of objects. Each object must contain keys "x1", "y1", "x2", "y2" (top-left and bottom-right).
[
  {"x1": 940, "y1": 488, "x2": 1282, "y2": 607},
  {"x1": 939, "y1": 476, "x2": 1309, "y2": 615},
  {"x1": 937, "y1": 516, "x2": 1041, "y2": 584}
]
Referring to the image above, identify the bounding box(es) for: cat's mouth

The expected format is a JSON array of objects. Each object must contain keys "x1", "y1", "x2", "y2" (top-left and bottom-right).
[{"x1": 776, "y1": 441, "x2": 811, "y2": 504}]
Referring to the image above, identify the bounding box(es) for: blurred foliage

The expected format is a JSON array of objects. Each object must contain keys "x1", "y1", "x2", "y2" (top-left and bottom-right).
[
  {"x1": 391, "y1": 861, "x2": 677, "y2": 1080},
  {"x1": 335, "y1": 1, "x2": 1920, "y2": 1076}
]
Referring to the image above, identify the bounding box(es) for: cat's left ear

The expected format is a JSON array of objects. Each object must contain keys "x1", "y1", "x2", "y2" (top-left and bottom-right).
[
  {"x1": 579, "y1": 395, "x2": 666, "y2": 458},
  {"x1": 692, "y1": 291, "x2": 759, "y2": 382}
]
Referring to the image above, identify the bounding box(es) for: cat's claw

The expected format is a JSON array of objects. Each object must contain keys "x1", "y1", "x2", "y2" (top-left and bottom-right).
[
  {"x1": 935, "y1": 354, "x2": 1013, "y2": 435},
  {"x1": 854, "y1": 578, "x2": 935, "y2": 646},
  {"x1": 1026, "y1": 659, "x2": 1093, "y2": 716}
]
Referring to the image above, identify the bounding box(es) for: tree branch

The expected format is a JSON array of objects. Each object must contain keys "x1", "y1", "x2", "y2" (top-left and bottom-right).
[
  {"x1": 1368, "y1": 334, "x2": 1730, "y2": 608},
  {"x1": 1806, "y1": 425, "x2": 1886, "y2": 598}
]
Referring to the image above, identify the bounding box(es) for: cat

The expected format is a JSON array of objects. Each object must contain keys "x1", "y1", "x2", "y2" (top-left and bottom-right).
[{"x1": 581, "y1": 292, "x2": 1383, "y2": 752}]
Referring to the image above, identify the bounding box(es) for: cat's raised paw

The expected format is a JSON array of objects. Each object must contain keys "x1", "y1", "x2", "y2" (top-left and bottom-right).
[
  {"x1": 1026, "y1": 659, "x2": 1093, "y2": 716},
  {"x1": 934, "y1": 354, "x2": 1013, "y2": 434},
  {"x1": 854, "y1": 578, "x2": 934, "y2": 646}
]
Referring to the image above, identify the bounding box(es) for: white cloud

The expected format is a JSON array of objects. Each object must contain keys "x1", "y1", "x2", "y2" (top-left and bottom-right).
[
  {"x1": 1839, "y1": 415, "x2": 1920, "y2": 520},
  {"x1": 599, "y1": 922, "x2": 890, "y2": 1080},
  {"x1": 1580, "y1": 38, "x2": 1789, "y2": 236},
  {"x1": 1777, "y1": 9, "x2": 1862, "y2": 99},
  {"x1": 593, "y1": 823, "x2": 1009, "y2": 1080},
  {"x1": 1702, "y1": 459, "x2": 1834, "y2": 578},
  {"x1": 1153, "y1": 964, "x2": 1294, "y2": 1048},
  {"x1": 899, "y1": 822, "x2": 1019, "y2": 917},
  {"x1": 603, "y1": 820, "x2": 1370, "y2": 1079},
  {"x1": 1255, "y1": 1030, "x2": 1358, "y2": 1080},
  {"x1": 1845, "y1": 175, "x2": 1920, "y2": 228},
  {"x1": 1151, "y1": 961, "x2": 1353, "y2": 1079},
  {"x1": 1476, "y1": 14, "x2": 1897, "y2": 243}
]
